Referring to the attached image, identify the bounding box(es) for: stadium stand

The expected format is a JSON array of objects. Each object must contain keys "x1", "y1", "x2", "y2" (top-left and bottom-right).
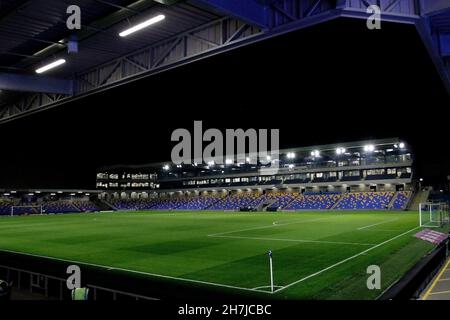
[
  {"x1": 285, "y1": 193, "x2": 341, "y2": 210},
  {"x1": 0, "y1": 198, "x2": 101, "y2": 215},
  {"x1": 150, "y1": 197, "x2": 185, "y2": 210},
  {"x1": 110, "y1": 198, "x2": 159, "y2": 211},
  {"x1": 266, "y1": 192, "x2": 298, "y2": 210},
  {"x1": 210, "y1": 192, "x2": 264, "y2": 210},
  {"x1": 72, "y1": 200, "x2": 100, "y2": 212},
  {"x1": 0, "y1": 191, "x2": 418, "y2": 214},
  {"x1": 176, "y1": 194, "x2": 225, "y2": 210},
  {"x1": 335, "y1": 192, "x2": 395, "y2": 210},
  {"x1": 391, "y1": 191, "x2": 412, "y2": 210},
  {"x1": 43, "y1": 201, "x2": 81, "y2": 213},
  {"x1": 0, "y1": 201, "x2": 13, "y2": 215}
]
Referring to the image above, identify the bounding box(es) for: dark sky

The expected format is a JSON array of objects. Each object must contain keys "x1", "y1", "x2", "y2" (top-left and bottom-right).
[{"x1": 0, "y1": 18, "x2": 448, "y2": 189}]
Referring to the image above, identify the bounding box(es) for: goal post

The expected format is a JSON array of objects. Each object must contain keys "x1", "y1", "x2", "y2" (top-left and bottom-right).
[
  {"x1": 419, "y1": 202, "x2": 449, "y2": 228},
  {"x1": 10, "y1": 205, "x2": 43, "y2": 216}
]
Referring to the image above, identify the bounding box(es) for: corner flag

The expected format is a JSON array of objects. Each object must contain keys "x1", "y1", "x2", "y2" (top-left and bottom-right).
[{"x1": 268, "y1": 250, "x2": 274, "y2": 293}]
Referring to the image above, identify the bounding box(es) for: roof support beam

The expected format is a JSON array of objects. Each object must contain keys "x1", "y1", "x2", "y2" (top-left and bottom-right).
[
  {"x1": 0, "y1": 73, "x2": 73, "y2": 95},
  {"x1": 0, "y1": 0, "x2": 448, "y2": 123},
  {"x1": 420, "y1": 0, "x2": 450, "y2": 16},
  {"x1": 189, "y1": 0, "x2": 270, "y2": 29},
  {"x1": 415, "y1": 17, "x2": 450, "y2": 94}
]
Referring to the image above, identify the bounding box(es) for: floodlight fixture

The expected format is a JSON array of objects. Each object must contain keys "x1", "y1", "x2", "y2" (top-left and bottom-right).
[
  {"x1": 336, "y1": 147, "x2": 346, "y2": 155},
  {"x1": 35, "y1": 59, "x2": 66, "y2": 74},
  {"x1": 119, "y1": 14, "x2": 165, "y2": 37},
  {"x1": 287, "y1": 152, "x2": 296, "y2": 159},
  {"x1": 364, "y1": 145, "x2": 375, "y2": 152}
]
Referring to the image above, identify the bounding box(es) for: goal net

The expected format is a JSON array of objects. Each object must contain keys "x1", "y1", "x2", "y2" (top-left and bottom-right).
[
  {"x1": 10, "y1": 205, "x2": 43, "y2": 216},
  {"x1": 419, "y1": 202, "x2": 449, "y2": 228}
]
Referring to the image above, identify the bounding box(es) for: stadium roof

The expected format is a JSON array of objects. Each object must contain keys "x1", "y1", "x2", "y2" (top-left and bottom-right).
[
  {"x1": 0, "y1": 0, "x2": 220, "y2": 76},
  {"x1": 0, "y1": 0, "x2": 449, "y2": 122}
]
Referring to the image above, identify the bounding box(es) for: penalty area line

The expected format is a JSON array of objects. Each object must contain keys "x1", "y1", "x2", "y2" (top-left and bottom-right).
[
  {"x1": 357, "y1": 218, "x2": 399, "y2": 230},
  {"x1": 274, "y1": 226, "x2": 421, "y2": 294}
]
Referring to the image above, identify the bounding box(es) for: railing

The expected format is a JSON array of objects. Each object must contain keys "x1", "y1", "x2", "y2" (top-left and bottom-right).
[
  {"x1": 379, "y1": 238, "x2": 449, "y2": 300},
  {"x1": 0, "y1": 264, "x2": 158, "y2": 301}
]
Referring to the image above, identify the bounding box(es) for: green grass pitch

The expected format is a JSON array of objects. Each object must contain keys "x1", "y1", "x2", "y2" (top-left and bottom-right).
[{"x1": 0, "y1": 210, "x2": 439, "y2": 299}]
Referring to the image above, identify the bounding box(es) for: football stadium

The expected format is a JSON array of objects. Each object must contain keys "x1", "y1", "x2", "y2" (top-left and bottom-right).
[{"x1": 0, "y1": 0, "x2": 449, "y2": 305}]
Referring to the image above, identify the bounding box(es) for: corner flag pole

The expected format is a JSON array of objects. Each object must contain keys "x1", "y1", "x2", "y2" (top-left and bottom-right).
[{"x1": 269, "y1": 250, "x2": 274, "y2": 293}]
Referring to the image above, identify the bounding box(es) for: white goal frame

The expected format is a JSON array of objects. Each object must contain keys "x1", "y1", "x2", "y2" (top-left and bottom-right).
[
  {"x1": 419, "y1": 202, "x2": 449, "y2": 227},
  {"x1": 10, "y1": 205, "x2": 43, "y2": 216}
]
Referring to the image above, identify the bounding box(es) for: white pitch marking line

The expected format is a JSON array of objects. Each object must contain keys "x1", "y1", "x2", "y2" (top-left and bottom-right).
[
  {"x1": 0, "y1": 248, "x2": 269, "y2": 294},
  {"x1": 359, "y1": 229, "x2": 400, "y2": 233},
  {"x1": 208, "y1": 217, "x2": 333, "y2": 237},
  {"x1": 209, "y1": 234, "x2": 376, "y2": 246},
  {"x1": 357, "y1": 218, "x2": 399, "y2": 230},
  {"x1": 252, "y1": 285, "x2": 283, "y2": 290},
  {"x1": 274, "y1": 226, "x2": 420, "y2": 294}
]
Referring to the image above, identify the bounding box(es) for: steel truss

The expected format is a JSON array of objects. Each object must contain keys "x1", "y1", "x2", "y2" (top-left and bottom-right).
[{"x1": 0, "y1": 0, "x2": 448, "y2": 123}]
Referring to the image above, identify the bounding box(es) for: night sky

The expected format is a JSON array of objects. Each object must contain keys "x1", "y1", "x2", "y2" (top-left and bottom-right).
[{"x1": 0, "y1": 18, "x2": 448, "y2": 189}]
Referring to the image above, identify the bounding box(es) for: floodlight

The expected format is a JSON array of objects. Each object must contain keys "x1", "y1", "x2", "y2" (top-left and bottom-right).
[
  {"x1": 311, "y1": 150, "x2": 320, "y2": 157},
  {"x1": 225, "y1": 159, "x2": 233, "y2": 165},
  {"x1": 266, "y1": 155, "x2": 271, "y2": 161},
  {"x1": 287, "y1": 152, "x2": 295, "y2": 159},
  {"x1": 399, "y1": 142, "x2": 405, "y2": 149},
  {"x1": 336, "y1": 147, "x2": 345, "y2": 155},
  {"x1": 246, "y1": 157, "x2": 251, "y2": 163},
  {"x1": 207, "y1": 161, "x2": 215, "y2": 166},
  {"x1": 163, "y1": 164, "x2": 170, "y2": 171},
  {"x1": 364, "y1": 145, "x2": 375, "y2": 152},
  {"x1": 35, "y1": 59, "x2": 66, "y2": 74},
  {"x1": 119, "y1": 14, "x2": 165, "y2": 37},
  {"x1": 288, "y1": 164, "x2": 294, "y2": 169}
]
